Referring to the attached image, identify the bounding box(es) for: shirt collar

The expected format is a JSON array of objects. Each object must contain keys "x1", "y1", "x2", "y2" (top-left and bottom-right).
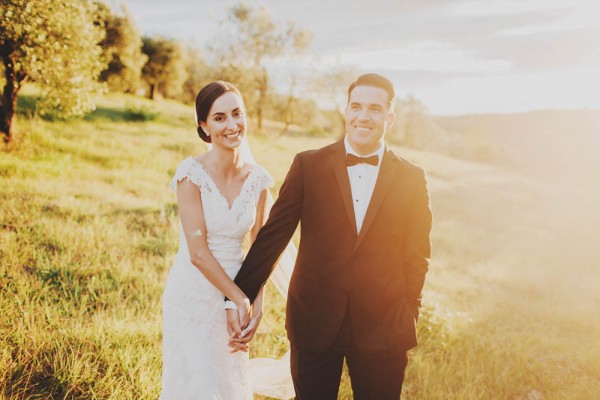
[{"x1": 344, "y1": 135, "x2": 384, "y2": 167}]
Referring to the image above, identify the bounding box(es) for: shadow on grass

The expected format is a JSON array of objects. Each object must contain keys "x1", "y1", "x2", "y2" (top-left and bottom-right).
[
  {"x1": 15, "y1": 93, "x2": 158, "y2": 123},
  {"x1": 84, "y1": 104, "x2": 159, "y2": 122},
  {"x1": 16, "y1": 93, "x2": 39, "y2": 118}
]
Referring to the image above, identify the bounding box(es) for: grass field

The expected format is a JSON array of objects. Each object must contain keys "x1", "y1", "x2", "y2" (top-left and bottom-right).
[{"x1": 1, "y1": 88, "x2": 599, "y2": 399}]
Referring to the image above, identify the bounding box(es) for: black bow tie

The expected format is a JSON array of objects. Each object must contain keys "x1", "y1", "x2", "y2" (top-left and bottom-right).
[{"x1": 346, "y1": 153, "x2": 379, "y2": 167}]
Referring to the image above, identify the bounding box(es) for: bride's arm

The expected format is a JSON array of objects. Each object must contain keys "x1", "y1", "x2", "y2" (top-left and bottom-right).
[{"x1": 177, "y1": 179, "x2": 250, "y2": 320}]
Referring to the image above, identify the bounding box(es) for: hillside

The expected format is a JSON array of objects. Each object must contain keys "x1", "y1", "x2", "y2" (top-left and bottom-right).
[
  {"x1": 1, "y1": 92, "x2": 599, "y2": 399},
  {"x1": 435, "y1": 109, "x2": 600, "y2": 179}
]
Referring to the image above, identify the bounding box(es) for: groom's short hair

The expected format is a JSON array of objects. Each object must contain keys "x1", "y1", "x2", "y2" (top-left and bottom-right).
[{"x1": 347, "y1": 73, "x2": 395, "y2": 109}]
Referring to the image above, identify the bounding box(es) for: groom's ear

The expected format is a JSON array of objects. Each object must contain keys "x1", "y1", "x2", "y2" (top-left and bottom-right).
[{"x1": 386, "y1": 111, "x2": 396, "y2": 130}]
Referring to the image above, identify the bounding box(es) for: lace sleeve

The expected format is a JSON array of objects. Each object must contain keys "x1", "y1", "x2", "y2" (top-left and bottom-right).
[
  {"x1": 168, "y1": 157, "x2": 204, "y2": 191},
  {"x1": 256, "y1": 166, "x2": 274, "y2": 193}
]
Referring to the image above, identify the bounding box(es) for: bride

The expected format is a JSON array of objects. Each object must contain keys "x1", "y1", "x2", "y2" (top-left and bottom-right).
[{"x1": 161, "y1": 81, "x2": 280, "y2": 399}]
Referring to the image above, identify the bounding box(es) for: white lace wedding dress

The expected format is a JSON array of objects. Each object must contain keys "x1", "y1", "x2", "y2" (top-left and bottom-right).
[{"x1": 160, "y1": 156, "x2": 273, "y2": 400}]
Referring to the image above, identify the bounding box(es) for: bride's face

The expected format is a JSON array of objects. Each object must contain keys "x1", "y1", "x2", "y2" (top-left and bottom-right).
[{"x1": 201, "y1": 91, "x2": 247, "y2": 149}]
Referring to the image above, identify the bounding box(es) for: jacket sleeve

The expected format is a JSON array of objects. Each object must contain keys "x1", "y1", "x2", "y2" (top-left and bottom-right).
[
  {"x1": 403, "y1": 169, "x2": 433, "y2": 319},
  {"x1": 234, "y1": 153, "x2": 304, "y2": 303}
]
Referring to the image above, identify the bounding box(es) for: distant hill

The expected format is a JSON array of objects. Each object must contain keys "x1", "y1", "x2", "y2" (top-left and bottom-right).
[{"x1": 433, "y1": 109, "x2": 600, "y2": 182}]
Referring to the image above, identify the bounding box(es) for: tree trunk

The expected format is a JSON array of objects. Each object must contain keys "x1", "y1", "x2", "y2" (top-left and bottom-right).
[
  {"x1": 278, "y1": 76, "x2": 297, "y2": 138},
  {"x1": 148, "y1": 83, "x2": 156, "y2": 100},
  {"x1": 256, "y1": 68, "x2": 268, "y2": 132},
  {"x1": 278, "y1": 110, "x2": 292, "y2": 138},
  {"x1": 256, "y1": 100, "x2": 263, "y2": 131},
  {"x1": 1, "y1": 55, "x2": 21, "y2": 144}
]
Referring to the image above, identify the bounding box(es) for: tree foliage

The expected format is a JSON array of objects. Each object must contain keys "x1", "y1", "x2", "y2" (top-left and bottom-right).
[
  {"x1": 0, "y1": 0, "x2": 106, "y2": 143},
  {"x1": 312, "y1": 65, "x2": 359, "y2": 135},
  {"x1": 181, "y1": 47, "x2": 213, "y2": 104},
  {"x1": 141, "y1": 36, "x2": 187, "y2": 100},
  {"x1": 95, "y1": 2, "x2": 146, "y2": 93},
  {"x1": 393, "y1": 95, "x2": 428, "y2": 147},
  {"x1": 211, "y1": 2, "x2": 312, "y2": 131}
]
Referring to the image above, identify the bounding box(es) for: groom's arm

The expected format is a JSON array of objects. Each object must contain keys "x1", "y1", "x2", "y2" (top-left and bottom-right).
[
  {"x1": 403, "y1": 169, "x2": 433, "y2": 319},
  {"x1": 235, "y1": 153, "x2": 304, "y2": 303}
]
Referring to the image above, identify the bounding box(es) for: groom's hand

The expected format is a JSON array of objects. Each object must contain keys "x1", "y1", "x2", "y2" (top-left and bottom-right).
[
  {"x1": 228, "y1": 306, "x2": 263, "y2": 353},
  {"x1": 225, "y1": 298, "x2": 251, "y2": 327},
  {"x1": 239, "y1": 311, "x2": 262, "y2": 341},
  {"x1": 226, "y1": 309, "x2": 250, "y2": 353}
]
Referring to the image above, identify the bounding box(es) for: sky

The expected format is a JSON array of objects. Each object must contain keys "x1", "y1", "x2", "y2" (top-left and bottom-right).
[{"x1": 115, "y1": 0, "x2": 600, "y2": 115}]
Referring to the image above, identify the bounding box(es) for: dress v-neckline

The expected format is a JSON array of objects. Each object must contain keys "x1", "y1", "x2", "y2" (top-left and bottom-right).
[{"x1": 190, "y1": 157, "x2": 255, "y2": 211}]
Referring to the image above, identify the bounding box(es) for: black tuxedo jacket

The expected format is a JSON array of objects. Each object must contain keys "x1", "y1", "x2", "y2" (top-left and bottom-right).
[{"x1": 234, "y1": 139, "x2": 432, "y2": 353}]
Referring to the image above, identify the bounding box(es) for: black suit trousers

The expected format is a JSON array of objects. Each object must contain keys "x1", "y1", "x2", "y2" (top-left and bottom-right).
[{"x1": 290, "y1": 309, "x2": 408, "y2": 400}]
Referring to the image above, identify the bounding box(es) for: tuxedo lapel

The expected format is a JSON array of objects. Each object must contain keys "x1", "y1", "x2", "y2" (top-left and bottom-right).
[
  {"x1": 329, "y1": 141, "x2": 358, "y2": 236},
  {"x1": 355, "y1": 148, "x2": 398, "y2": 250}
]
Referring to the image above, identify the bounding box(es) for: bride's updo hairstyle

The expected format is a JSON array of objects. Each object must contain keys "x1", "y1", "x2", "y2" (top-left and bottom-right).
[{"x1": 195, "y1": 81, "x2": 243, "y2": 143}]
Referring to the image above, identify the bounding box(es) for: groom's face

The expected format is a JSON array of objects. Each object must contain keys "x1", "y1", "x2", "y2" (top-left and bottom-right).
[{"x1": 345, "y1": 85, "x2": 396, "y2": 156}]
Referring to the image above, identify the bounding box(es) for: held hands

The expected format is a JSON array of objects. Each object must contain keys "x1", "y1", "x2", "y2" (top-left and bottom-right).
[
  {"x1": 226, "y1": 301, "x2": 263, "y2": 353},
  {"x1": 226, "y1": 298, "x2": 250, "y2": 337}
]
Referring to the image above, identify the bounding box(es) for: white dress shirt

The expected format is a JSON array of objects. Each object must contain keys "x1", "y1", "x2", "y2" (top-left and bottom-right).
[{"x1": 344, "y1": 136, "x2": 384, "y2": 233}]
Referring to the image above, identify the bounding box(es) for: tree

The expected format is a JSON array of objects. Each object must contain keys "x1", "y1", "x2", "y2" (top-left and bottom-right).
[
  {"x1": 393, "y1": 95, "x2": 453, "y2": 155},
  {"x1": 394, "y1": 95, "x2": 428, "y2": 147},
  {"x1": 181, "y1": 47, "x2": 213, "y2": 104},
  {"x1": 312, "y1": 65, "x2": 358, "y2": 135},
  {"x1": 277, "y1": 74, "x2": 298, "y2": 137},
  {"x1": 141, "y1": 36, "x2": 187, "y2": 100},
  {"x1": 267, "y1": 90, "x2": 322, "y2": 137},
  {"x1": 95, "y1": 2, "x2": 146, "y2": 93},
  {"x1": 275, "y1": 25, "x2": 313, "y2": 137},
  {"x1": 0, "y1": 0, "x2": 106, "y2": 143},
  {"x1": 211, "y1": 2, "x2": 312, "y2": 131}
]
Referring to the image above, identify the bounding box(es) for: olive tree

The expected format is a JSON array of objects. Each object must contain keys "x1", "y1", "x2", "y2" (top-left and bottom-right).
[{"x1": 0, "y1": 0, "x2": 106, "y2": 143}]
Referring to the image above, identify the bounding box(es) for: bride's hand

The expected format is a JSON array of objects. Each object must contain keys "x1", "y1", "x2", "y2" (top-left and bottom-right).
[
  {"x1": 237, "y1": 286, "x2": 264, "y2": 345},
  {"x1": 226, "y1": 308, "x2": 242, "y2": 338},
  {"x1": 226, "y1": 308, "x2": 249, "y2": 353},
  {"x1": 226, "y1": 298, "x2": 251, "y2": 352},
  {"x1": 228, "y1": 307, "x2": 262, "y2": 352}
]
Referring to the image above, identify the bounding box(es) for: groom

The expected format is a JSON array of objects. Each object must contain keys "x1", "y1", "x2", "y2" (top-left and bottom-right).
[{"x1": 230, "y1": 73, "x2": 432, "y2": 399}]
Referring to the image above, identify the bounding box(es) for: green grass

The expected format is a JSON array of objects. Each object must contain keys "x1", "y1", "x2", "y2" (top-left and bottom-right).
[{"x1": 2, "y1": 88, "x2": 600, "y2": 399}]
